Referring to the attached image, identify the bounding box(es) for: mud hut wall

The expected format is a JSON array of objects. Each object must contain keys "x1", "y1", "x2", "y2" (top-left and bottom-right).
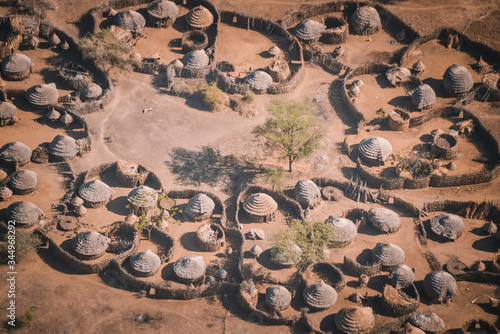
[
  {"x1": 423, "y1": 200, "x2": 500, "y2": 222},
  {"x1": 280, "y1": 2, "x2": 346, "y2": 30},
  {"x1": 82, "y1": 162, "x2": 117, "y2": 184},
  {"x1": 310, "y1": 177, "x2": 349, "y2": 192},
  {"x1": 56, "y1": 158, "x2": 77, "y2": 202},
  {"x1": 343, "y1": 255, "x2": 381, "y2": 277},
  {"x1": 356, "y1": 159, "x2": 406, "y2": 190},
  {"x1": 453, "y1": 271, "x2": 500, "y2": 283},
  {"x1": 392, "y1": 195, "x2": 424, "y2": 218},
  {"x1": 313, "y1": 52, "x2": 346, "y2": 75},
  {"x1": 150, "y1": 225, "x2": 176, "y2": 262},
  {"x1": 409, "y1": 107, "x2": 446, "y2": 128},
  {"x1": 225, "y1": 228, "x2": 245, "y2": 281},
  {"x1": 145, "y1": 171, "x2": 163, "y2": 191}
]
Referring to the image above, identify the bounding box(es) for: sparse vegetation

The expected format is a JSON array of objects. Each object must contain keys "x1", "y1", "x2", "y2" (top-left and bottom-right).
[
  {"x1": 198, "y1": 82, "x2": 227, "y2": 112},
  {"x1": 376, "y1": 108, "x2": 386, "y2": 117},
  {"x1": 80, "y1": 30, "x2": 132, "y2": 73},
  {"x1": 263, "y1": 166, "x2": 285, "y2": 191},
  {"x1": 242, "y1": 91, "x2": 255, "y2": 104},
  {"x1": 16, "y1": 307, "x2": 38, "y2": 327},
  {"x1": 0, "y1": 231, "x2": 42, "y2": 264}
]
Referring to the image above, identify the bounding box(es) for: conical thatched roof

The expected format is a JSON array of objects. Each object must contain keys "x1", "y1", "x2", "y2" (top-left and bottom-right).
[
  {"x1": 113, "y1": 10, "x2": 146, "y2": 32},
  {"x1": 244, "y1": 71, "x2": 273, "y2": 91},
  {"x1": 148, "y1": 0, "x2": 179, "y2": 19},
  {"x1": 325, "y1": 216, "x2": 357, "y2": 245},
  {"x1": 410, "y1": 84, "x2": 436, "y2": 109},
  {"x1": 186, "y1": 193, "x2": 215, "y2": 218},
  {"x1": 265, "y1": 285, "x2": 291, "y2": 310},
  {"x1": 0, "y1": 102, "x2": 17, "y2": 119},
  {"x1": 294, "y1": 179, "x2": 321, "y2": 208},
  {"x1": 182, "y1": 49, "x2": 209, "y2": 69},
  {"x1": 388, "y1": 264, "x2": 415, "y2": 289},
  {"x1": 243, "y1": 192, "x2": 278, "y2": 217},
  {"x1": 0, "y1": 142, "x2": 31, "y2": 165},
  {"x1": 6, "y1": 201, "x2": 43, "y2": 227},
  {"x1": 79, "y1": 83, "x2": 102, "y2": 100},
  {"x1": 185, "y1": 5, "x2": 214, "y2": 30},
  {"x1": 268, "y1": 45, "x2": 281, "y2": 56},
  {"x1": 335, "y1": 307, "x2": 375, "y2": 333},
  {"x1": 79, "y1": 180, "x2": 115, "y2": 204},
  {"x1": 26, "y1": 83, "x2": 59, "y2": 107},
  {"x1": 372, "y1": 243, "x2": 405, "y2": 267},
  {"x1": 483, "y1": 221, "x2": 497, "y2": 235},
  {"x1": 60, "y1": 112, "x2": 73, "y2": 126},
  {"x1": 130, "y1": 249, "x2": 161, "y2": 276},
  {"x1": 413, "y1": 59, "x2": 425, "y2": 74},
  {"x1": 359, "y1": 136, "x2": 392, "y2": 164},
  {"x1": 386, "y1": 67, "x2": 411, "y2": 86},
  {"x1": 351, "y1": 6, "x2": 381, "y2": 35},
  {"x1": 0, "y1": 186, "x2": 13, "y2": 201},
  {"x1": 303, "y1": 280, "x2": 337, "y2": 310},
  {"x1": 250, "y1": 244, "x2": 262, "y2": 257},
  {"x1": 368, "y1": 207, "x2": 401, "y2": 233},
  {"x1": 173, "y1": 255, "x2": 206, "y2": 282},
  {"x1": 443, "y1": 64, "x2": 473, "y2": 95},
  {"x1": 271, "y1": 241, "x2": 302, "y2": 267},
  {"x1": 430, "y1": 213, "x2": 464, "y2": 241},
  {"x1": 46, "y1": 108, "x2": 60, "y2": 121},
  {"x1": 48, "y1": 135, "x2": 78, "y2": 158},
  {"x1": 72, "y1": 231, "x2": 110, "y2": 258},
  {"x1": 409, "y1": 312, "x2": 445, "y2": 332},
  {"x1": 1, "y1": 53, "x2": 31, "y2": 74},
  {"x1": 127, "y1": 185, "x2": 158, "y2": 209},
  {"x1": 49, "y1": 32, "x2": 61, "y2": 46},
  {"x1": 171, "y1": 58, "x2": 184, "y2": 68},
  {"x1": 8, "y1": 170, "x2": 38, "y2": 193},
  {"x1": 423, "y1": 270, "x2": 457, "y2": 302},
  {"x1": 294, "y1": 19, "x2": 326, "y2": 41}
]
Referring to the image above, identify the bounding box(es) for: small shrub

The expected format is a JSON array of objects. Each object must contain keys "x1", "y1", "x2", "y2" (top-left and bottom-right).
[
  {"x1": 17, "y1": 306, "x2": 38, "y2": 327},
  {"x1": 0, "y1": 231, "x2": 42, "y2": 264},
  {"x1": 376, "y1": 108, "x2": 386, "y2": 117},
  {"x1": 198, "y1": 82, "x2": 227, "y2": 112},
  {"x1": 242, "y1": 91, "x2": 255, "y2": 104}
]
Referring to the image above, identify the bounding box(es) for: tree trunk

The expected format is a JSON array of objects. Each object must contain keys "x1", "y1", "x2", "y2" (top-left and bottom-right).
[{"x1": 288, "y1": 158, "x2": 293, "y2": 172}]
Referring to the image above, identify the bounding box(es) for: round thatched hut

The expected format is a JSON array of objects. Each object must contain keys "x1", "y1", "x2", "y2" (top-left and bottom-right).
[
  {"x1": 423, "y1": 270, "x2": 457, "y2": 302},
  {"x1": 372, "y1": 243, "x2": 405, "y2": 268},
  {"x1": 0, "y1": 186, "x2": 13, "y2": 201},
  {"x1": 368, "y1": 207, "x2": 402, "y2": 233},
  {"x1": 430, "y1": 213, "x2": 464, "y2": 241},
  {"x1": 294, "y1": 179, "x2": 321, "y2": 209},
  {"x1": 196, "y1": 223, "x2": 224, "y2": 252},
  {"x1": 244, "y1": 71, "x2": 273, "y2": 93},
  {"x1": 294, "y1": 19, "x2": 326, "y2": 43},
  {"x1": 72, "y1": 231, "x2": 111, "y2": 260},
  {"x1": 49, "y1": 32, "x2": 61, "y2": 46},
  {"x1": 268, "y1": 45, "x2": 281, "y2": 57},
  {"x1": 250, "y1": 244, "x2": 262, "y2": 258},
  {"x1": 321, "y1": 16, "x2": 348, "y2": 44},
  {"x1": 265, "y1": 285, "x2": 291, "y2": 310},
  {"x1": 127, "y1": 185, "x2": 158, "y2": 215},
  {"x1": 115, "y1": 160, "x2": 149, "y2": 187},
  {"x1": 79, "y1": 83, "x2": 102, "y2": 102},
  {"x1": 351, "y1": 6, "x2": 381, "y2": 36},
  {"x1": 0, "y1": 101, "x2": 17, "y2": 127},
  {"x1": 48, "y1": 135, "x2": 78, "y2": 160},
  {"x1": 386, "y1": 67, "x2": 411, "y2": 87},
  {"x1": 173, "y1": 255, "x2": 206, "y2": 283},
  {"x1": 185, "y1": 5, "x2": 213, "y2": 30},
  {"x1": 0, "y1": 142, "x2": 31, "y2": 167},
  {"x1": 358, "y1": 136, "x2": 392, "y2": 166},
  {"x1": 270, "y1": 241, "x2": 302, "y2": 267},
  {"x1": 387, "y1": 108, "x2": 410, "y2": 131},
  {"x1": 181, "y1": 30, "x2": 208, "y2": 53},
  {"x1": 242, "y1": 192, "x2": 278, "y2": 223},
  {"x1": 266, "y1": 57, "x2": 291, "y2": 83},
  {"x1": 147, "y1": 0, "x2": 179, "y2": 28},
  {"x1": 335, "y1": 307, "x2": 375, "y2": 334},
  {"x1": 60, "y1": 112, "x2": 73, "y2": 126},
  {"x1": 431, "y1": 134, "x2": 458, "y2": 160},
  {"x1": 129, "y1": 249, "x2": 161, "y2": 277},
  {"x1": 303, "y1": 280, "x2": 337, "y2": 310},
  {"x1": 325, "y1": 216, "x2": 357, "y2": 247},
  {"x1": 410, "y1": 84, "x2": 436, "y2": 110},
  {"x1": 409, "y1": 311, "x2": 445, "y2": 333},
  {"x1": 182, "y1": 49, "x2": 209, "y2": 69},
  {"x1": 1, "y1": 53, "x2": 32, "y2": 80},
  {"x1": 482, "y1": 221, "x2": 497, "y2": 235},
  {"x1": 26, "y1": 83, "x2": 59, "y2": 109},
  {"x1": 443, "y1": 64, "x2": 474, "y2": 96},
  {"x1": 185, "y1": 193, "x2": 215, "y2": 221},
  {"x1": 8, "y1": 169, "x2": 38, "y2": 195},
  {"x1": 113, "y1": 10, "x2": 146, "y2": 34},
  {"x1": 46, "y1": 108, "x2": 60, "y2": 122},
  {"x1": 78, "y1": 180, "x2": 116, "y2": 208},
  {"x1": 388, "y1": 264, "x2": 415, "y2": 289},
  {"x1": 6, "y1": 201, "x2": 43, "y2": 227}
]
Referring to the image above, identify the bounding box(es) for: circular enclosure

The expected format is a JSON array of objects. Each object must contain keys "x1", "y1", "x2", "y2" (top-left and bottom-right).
[
  {"x1": 195, "y1": 223, "x2": 225, "y2": 252},
  {"x1": 182, "y1": 30, "x2": 208, "y2": 53},
  {"x1": 431, "y1": 134, "x2": 458, "y2": 160}
]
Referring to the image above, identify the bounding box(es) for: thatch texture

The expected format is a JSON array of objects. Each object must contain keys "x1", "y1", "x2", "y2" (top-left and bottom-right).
[
  {"x1": 195, "y1": 223, "x2": 224, "y2": 252},
  {"x1": 443, "y1": 64, "x2": 474, "y2": 96},
  {"x1": 388, "y1": 264, "x2": 415, "y2": 289},
  {"x1": 266, "y1": 57, "x2": 291, "y2": 83},
  {"x1": 325, "y1": 216, "x2": 357, "y2": 246},
  {"x1": 113, "y1": 10, "x2": 146, "y2": 33},
  {"x1": 46, "y1": 108, "x2": 60, "y2": 121},
  {"x1": 294, "y1": 179, "x2": 321, "y2": 209},
  {"x1": 78, "y1": 180, "x2": 115, "y2": 208},
  {"x1": 386, "y1": 67, "x2": 411, "y2": 87},
  {"x1": 79, "y1": 83, "x2": 102, "y2": 101},
  {"x1": 72, "y1": 231, "x2": 111, "y2": 260},
  {"x1": 368, "y1": 207, "x2": 402, "y2": 233},
  {"x1": 493, "y1": 253, "x2": 500, "y2": 273},
  {"x1": 335, "y1": 307, "x2": 375, "y2": 333},
  {"x1": 294, "y1": 19, "x2": 326, "y2": 42},
  {"x1": 303, "y1": 280, "x2": 337, "y2": 310},
  {"x1": 410, "y1": 84, "x2": 436, "y2": 110},
  {"x1": 250, "y1": 244, "x2": 262, "y2": 258},
  {"x1": 244, "y1": 71, "x2": 273, "y2": 93},
  {"x1": 130, "y1": 249, "x2": 161, "y2": 277},
  {"x1": 147, "y1": 0, "x2": 179, "y2": 28},
  {"x1": 270, "y1": 242, "x2": 302, "y2": 268},
  {"x1": 409, "y1": 311, "x2": 445, "y2": 333},
  {"x1": 265, "y1": 285, "x2": 291, "y2": 310},
  {"x1": 182, "y1": 49, "x2": 209, "y2": 69},
  {"x1": 116, "y1": 160, "x2": 149, "y2": 187},
  {"x1": 0, "y1": 142, "x2": 31, "y2": 166},
  {"x1": 242, "y1": 192, "x2": 278, "y2": 221},
  {"x1": 351, "y1": 6, "x2": 381, "y2": 36},
  {"x1": 186, "y1": 193, "x2": 215, "y2": 220},
  {"x1": 371, "y1": 243, "x2": 405, "y2": 267},
  {"x1": 48, "y1": 135, "x2": 78, "y2": 159},
  {"x1": 0, "y1": 101, "x2": 17, "y2": 126},
  {"x1": 26, "y1": 83, "x2": 59, "y2": 108},
  {"x1": 431, "y1": 134, "x2": 458, "y2": 160},
  {"x1": 412, "y1": 59, "x2": 425, "y2": 75},
  {"x1": 388, "y1": 108, "x2": 410, "y2": 131},
  {"x1": 430, "y1": 213, "x2": 464, "y2": 241},
  {"x1": 127, "y1": 185, "x2": 158, "y2": 212},
  {"x1": 6, "y1": 201, "x2": 43, "y2": 227},
  {"x1": 8, "y1": 169, "x2": 38, "y2": 195},
  {"x1": 185, "y1": 6, "x2": 214, "y2": 30},
  {"x1": 0, "y1": 186, "x2": 13, "y2": 201},
  {"x1": 181, "y1": 30, "x2": 208, "y2": 53},
  {"x1": 423, "y1": 270, "x2": 457, "y2": 302},
  {"x1": 59, "y1": 62, "x2": 92, "y2": 90},
  {"x1": 173, "y1": 255, "x2": 206, "y2": 283},
  {"x1": 381, "y1": 284, "x2": 420, "y2": 317},
  {"x1": 60, "y1": 112, "x2": 73, "y2": 126},
  {"x1": 1, "y1": 53, "x2": 32, "y2": 80},
  {"x1": 359, "y1": 136, "x2": 392, "y2": 165},
  {"x1": 268, "y1": 46, "x2": 280, "y2": 57}
]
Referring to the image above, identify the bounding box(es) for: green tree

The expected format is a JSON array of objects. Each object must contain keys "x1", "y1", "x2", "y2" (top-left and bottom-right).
[
  {"x1": 263, "y1": 166, "x2": 285, "y2": 192},
  {"x1": 253, "y1": 99, "x2": 325, "y2": 172}
]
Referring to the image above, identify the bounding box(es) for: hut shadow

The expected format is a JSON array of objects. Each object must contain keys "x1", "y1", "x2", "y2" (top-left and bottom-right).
[
  {"x1": 37, "y1": 246, "x2": 84, "y2": 275},
  {"x1": 160, "y1": 262, "x2": 175, "y2": 280},
  {"x1": 180, "y1": 231, "x2": 200, "y2": 252},
  {"x1": 341, "y1": 166, "x2": 357, "y2": 180},
  {"x1": 99, "y1": 171, "x2": 127, "y2": 188},
  {"x1": 256, "y1": 249, "x2": 282, "y2": 271},
  {"x1": 172, "y1": 15, "x2": 188, "y2": 33},
  {"x1": 259, "y1": 51, "x2": 272, "y2": 59},
  {"x1": 471, "y1": 227, "x2": 488, "y2": 237},
  {"x1": 380, "y1": 166, "x2": 398, "y2": 179},
  {"x1": 358, "y1": 223, "x2": 380, "y2": 236},
  {"x1": 422, "y1": 78, "x2": 447, "y2": 98},
  {"x1": 346, "y1": 280, "x2": 360, "y2": 288},
  {"x1": 420, "y1": 134, "x2": 433, "y2": 143},
  {"x1": 356, "y1": 249, "x2": 373, "y2": 265},
  {"x1": 366, "y1": 275, "x2": 387, "y2": 293},
  {"x1": 388, "y1": 96, "x2": 413, "y2": 110},
  {"x1": 375, "y1": 73, "x2": 392, "y2": 89},
  {"x1": 106, "y1": 196, "x2": 130, "y2": 216},
  {"x1": 472, "y1": 236, "x2": 498, "y2": 253},
  {"x1": 319, "y1": 313, "x2": 337, "y2": 332},
  {"x1": 99, "y1": 18, "x2": 114, "y2": 31}
]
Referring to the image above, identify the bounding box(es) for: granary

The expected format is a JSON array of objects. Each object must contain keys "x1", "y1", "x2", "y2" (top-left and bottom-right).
[
  {"x1": 266, "y1": 57, "x2": 291, "y2": 83},
  {"x1": 127, "y1": 185, "x2": 158, "y2": 215},
  {"x1": 388, "y1": 264, "x2": 415, "y2": 289},
  {"x1": 46, "y1": 108, "x2": 61, "y2": 121},
  {"x1": 79, "y1": 83, "x2": 102, "y2": 102},
  {"x1": 185, "y1": 193, "x2": 215, "y2": 221},
  {"x1": 460, "y1": 319, "x2": 498, "y2": 334},
  {"x1": 6, "y1": 201, "x2": 43, "y2": 227},
  {"x1": 78, "y1": 180, "x2": 116, "y2": 208},
  {"x1": 173, "y1": 255, "x2": 206, "y2": 283},
  {"x1": 294, "y1": 19, "x2": 326, "y2": 43},
  {"x1": 0, "y1": 142, "x2": 32, "y2": 167},
  {"x1": 250, "y1": 244, "x2": 262, "y2": 258},
  {"x1": 335, "y1": 307, "x2": 375, "y2": 334},
  {"x1": 48, "y1": 32, "x2": 61, "y2": 47},
  {"x1": 368, "y1": 207, "x2": 402, "y2": 233},
  {"x1": 351, "y1": 6, "x2": 381, "y2": 35},
  {"x1": 409, "y1": 84, "x2": 436, "y2": 110},
  {"x1": 303, "y1": 280, "x2": 337, "y2": 310},
  {"x1": 371, "y1": 242, "x2": 405, "y2": 268},
  {"x1": 270, "y1": 241, "x2": 302, "y2": 267},
  {"x1": 147, "y1": 0, "x2": 179, "y2": 28},
  {"x1": 242, "y1": 192, "x2": 278, "y2": 222},
  {"x1": 115, "y1": 160, "x2": 149, "y2": 187},
  {"x1": 244, "y1": 71, "x2": 273, "y2": 93},
  {"x1": 430, "y1": 213, "x2": 464, "y2": 241},
  {"x1": 0, "y1": 101, "x2": 17, "y2": 126},
  {"x1": 443, "y1": 64, "x2": 474, "y2": 96},
  {"x1": 60, "y1": 111, "x2": 73, "y2": 126},
  {"x1": 358, "y1": 136, "x2": 392, "y2": 166},
  {"x1": 48, "y1": 135, "x2": 79, "y2": 160},
  {"x1": 0, "y1": 187, "x2": 13, "y2": 201},
  {"x1": 8, "y1": 169, "x2": 38, "y2": 195},
  {"x1": 1, "y1": 53, "x2": 32, "y2": 80},
  {"x1": 72, "y1": 231, "x2": 111, "y2": 260},
  {"x1": 409, "y1": 311, "x2": 445, "y2": 333},
  {"x1": 182, "y1": 49, "x2": 209, "y2": 69},
  {"x1": 185, "y1": 6, "x2": 214, "y2": 30},
  {"x1": 423, "y1": 270, "x2": 457, "y2": 302},
  {"x1": 113, "y1": 10, "x2": 146, "y2": 35},
  {"x1": 324, "y1": 216, "x2": 357, "y2": 246},
  {"x1": 195, "y1": 223, "x2": 224, "y2": 252},
  {"x1": 60, "y1": 40, "x2": 69, "y2": 51},
  {"x1": 294, "y1": 179, "x2": 321, "y2": 209},
  {"x1": 387, "y1": 108, "x2": 410, "y2": 131},
  {"x1": 129, "y1": 249, "x2": 161, "y2": 277},
  {"x1": 385, "y1": 67, "x2": 411, "y2": 87},
  {"x1": 268, "y1": 45, "x2": 281, "y2": 57},
  {"x1": 26, "y1": 83, "x2": 59, "y2": 109},
  {"x1": 265, "y1": 285, "x2": 291, "y2": 310},
  {"x1": 431, "y1": 133, "x2": 458, "y2": 160},
  {"x1": 412, "y1": 59, "x2": 425, "y2": 76}
]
